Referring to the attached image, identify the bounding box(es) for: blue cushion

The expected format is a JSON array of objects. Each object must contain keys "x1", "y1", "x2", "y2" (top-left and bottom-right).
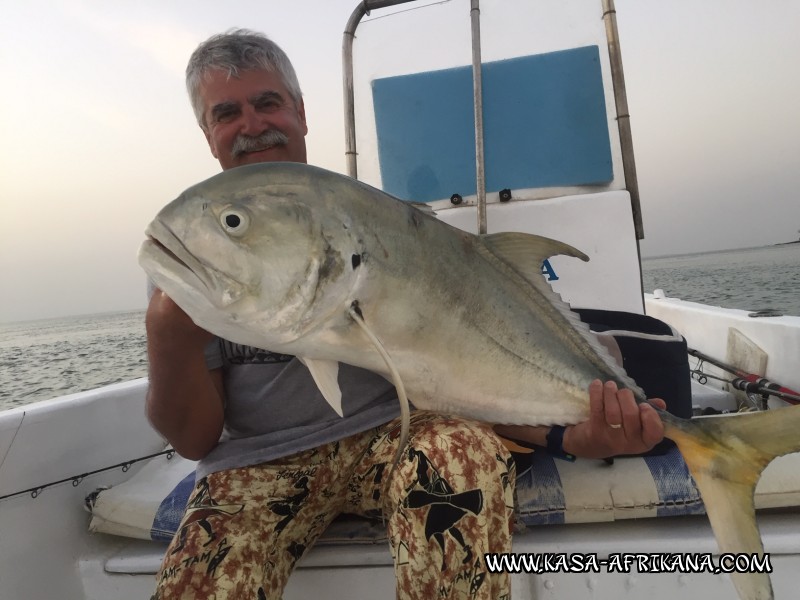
[
  {"x1": 147, "y1": 446, "x2": 705, "y2": 540},
  {"x1": 88, "y1": 445, "x2": 799, "y2": 543}
]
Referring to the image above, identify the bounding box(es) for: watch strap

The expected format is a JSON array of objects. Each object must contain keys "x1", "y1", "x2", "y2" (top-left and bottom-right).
[{"x1": 545, "y1": 425, "x2": 576, "y2": 462}]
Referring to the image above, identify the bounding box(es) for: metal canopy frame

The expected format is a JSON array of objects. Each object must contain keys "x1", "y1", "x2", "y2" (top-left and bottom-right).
[{"x1": 342, "y1": 0, "x2": 643, "y2": 239}]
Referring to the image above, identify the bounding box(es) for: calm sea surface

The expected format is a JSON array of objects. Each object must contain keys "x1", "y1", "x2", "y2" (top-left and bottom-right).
[
  {"x1": 1, "y1": 244, "x2": 798, "y2": 412},
  {"x1": 641, "y1": 243, "x2": 800, "y2": 317},
  {"x1": 0, "y1": 310, "x2": 147, "y2": 411}
]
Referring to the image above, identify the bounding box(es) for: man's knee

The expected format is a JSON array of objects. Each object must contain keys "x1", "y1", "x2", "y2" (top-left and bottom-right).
[{"x1": 404, "y1": 412, "x2": 515, "y2": 490}]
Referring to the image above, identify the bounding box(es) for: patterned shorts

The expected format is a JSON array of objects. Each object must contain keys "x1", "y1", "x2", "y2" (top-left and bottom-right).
[{"x1": 152, "y1": 411, "x2": 516, "y2": 600}]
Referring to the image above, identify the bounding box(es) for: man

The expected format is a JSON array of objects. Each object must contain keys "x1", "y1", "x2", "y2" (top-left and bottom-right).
[{"x1": 147, "y1": 29, "x2": 665, "y2": 600}]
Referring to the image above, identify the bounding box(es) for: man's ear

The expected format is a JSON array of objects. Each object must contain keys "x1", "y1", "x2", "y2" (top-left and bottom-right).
[{"x1": 297, "y1": 99, "x2": 309, "y2": 135}]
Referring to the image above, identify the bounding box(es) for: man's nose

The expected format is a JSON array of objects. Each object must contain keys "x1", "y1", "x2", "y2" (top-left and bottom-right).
[{"x1": 239, "y1": 105, "x2": 266, "y2": 136}]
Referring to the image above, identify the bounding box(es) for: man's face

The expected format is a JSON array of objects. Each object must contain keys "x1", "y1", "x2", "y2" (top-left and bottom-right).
[{"x1": 199, "y1": 68, "x2": 308, "y2": 170}]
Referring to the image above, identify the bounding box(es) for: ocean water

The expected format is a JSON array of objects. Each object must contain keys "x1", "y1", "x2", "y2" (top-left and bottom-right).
[
  {"x1": 641, "y1": 243, "x2": 800, "y2": 317},
  {"x1": 0, "y1": 310, "x2": 147, "y2": 411},
  {"x1": 1, "y1": 244, "x2": 798, "y2": 412}
]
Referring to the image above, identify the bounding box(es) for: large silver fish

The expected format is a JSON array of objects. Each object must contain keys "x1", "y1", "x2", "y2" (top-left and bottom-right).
[{"x1": 140, "y1": 162, "x2": 800, "y2": 600}]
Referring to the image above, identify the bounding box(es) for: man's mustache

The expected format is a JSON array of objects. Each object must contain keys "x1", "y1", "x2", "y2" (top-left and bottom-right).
[{"x1": 232, "y1": 130, "x2": 289, "y2": 157}]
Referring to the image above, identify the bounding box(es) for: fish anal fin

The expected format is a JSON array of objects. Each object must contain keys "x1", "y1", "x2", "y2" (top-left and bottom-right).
[
  {"x1": 298, "y1": 357, "x2": 344, "y2": 417},
  {"x1": 480, "y1": 232, "x2": 588, "y2": 289}
]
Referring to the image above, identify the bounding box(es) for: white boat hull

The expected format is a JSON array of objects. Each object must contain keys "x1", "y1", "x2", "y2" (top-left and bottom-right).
[{"x1": 2, "y1": 367, "x2": 800, "y2": 599}]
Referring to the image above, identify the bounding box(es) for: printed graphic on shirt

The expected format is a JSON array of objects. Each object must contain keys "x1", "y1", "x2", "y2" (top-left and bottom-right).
[{"x1": 221, "y1": 340, "x2": 294, "y2": 365}]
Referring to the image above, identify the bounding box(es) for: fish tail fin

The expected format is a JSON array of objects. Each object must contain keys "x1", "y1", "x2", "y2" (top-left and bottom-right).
[{"x1": 664, "y1": 406, "x2": 800, "y2": 600}]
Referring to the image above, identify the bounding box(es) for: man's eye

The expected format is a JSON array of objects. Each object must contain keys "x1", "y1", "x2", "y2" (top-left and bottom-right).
[{"x1": 216, "y1": 110, "x2": 237, "y2": 123}]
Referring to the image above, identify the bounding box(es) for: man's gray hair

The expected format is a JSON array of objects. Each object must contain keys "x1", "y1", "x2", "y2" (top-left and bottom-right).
[{"x1": 186, "y1": 29, "x2": 303, "y2": 129}]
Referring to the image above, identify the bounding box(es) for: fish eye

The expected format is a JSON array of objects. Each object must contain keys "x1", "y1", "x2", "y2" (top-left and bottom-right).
[{"x1": 220, "y1": 208, "x2": 250, "y2": 237}]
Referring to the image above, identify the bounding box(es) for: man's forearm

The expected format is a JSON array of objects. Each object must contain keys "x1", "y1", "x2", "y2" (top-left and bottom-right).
[
  {"x1": 145, "y1": 289, "x2": 225, "y2": 460},
  {"x1": 146, "y1": 343, "x2": 225, "y2": 460}
]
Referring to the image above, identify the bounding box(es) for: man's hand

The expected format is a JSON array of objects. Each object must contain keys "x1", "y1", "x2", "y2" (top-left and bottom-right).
[
  {"x1": 146, "y1": 289, "x2": 213, "y2": 349},
  {"x1": 562, "y1": 380, "x2": 666, "y2": 459},
  {"x1": 492, "y1": 380, "x2": 666, "y2": 459}
]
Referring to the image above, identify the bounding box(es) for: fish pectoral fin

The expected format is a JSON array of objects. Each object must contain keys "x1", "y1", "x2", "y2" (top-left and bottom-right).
[
  {"x1": 665, "y1": 406, "x2": 800, "y2": 600},
  {"x1": 480, "y1": 231, "x2": 588, "y2": 288},
  {"x1": 298, "y1": 357, "x2": 344, "y2": 417}
]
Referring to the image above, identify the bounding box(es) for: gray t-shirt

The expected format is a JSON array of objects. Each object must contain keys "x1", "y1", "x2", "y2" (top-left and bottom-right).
[{"x1": 196, "y1": 337, "x2": 400, "y2": 478}]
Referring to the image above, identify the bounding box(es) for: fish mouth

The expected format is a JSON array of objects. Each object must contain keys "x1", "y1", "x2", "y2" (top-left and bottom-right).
[
  {"x1": 151, "y1": 238, "x2": 184, "y2": 266},
  {"x1": 141, "y1": 220, "x2": 244, "y2": 308}
]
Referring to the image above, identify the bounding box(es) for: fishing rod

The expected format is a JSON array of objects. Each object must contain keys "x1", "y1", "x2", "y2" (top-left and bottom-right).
[
  {"x1": 691, "y1": 368, "x2": 800, "y2": 409},
  {"x1": 688, "y1": 348, "x2": 800, "y2": 406}
]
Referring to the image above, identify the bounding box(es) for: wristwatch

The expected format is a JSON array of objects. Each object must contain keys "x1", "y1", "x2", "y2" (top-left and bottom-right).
[{"x1": 545, "y1": 425, "x2": 576, "y2": 462}]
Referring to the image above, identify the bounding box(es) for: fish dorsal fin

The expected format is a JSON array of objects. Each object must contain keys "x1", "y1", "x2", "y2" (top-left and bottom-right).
[
  {"x1": 480, "y1": 232, "x2": 589, "y2": 288},
  {"x1": 298, "y1": 357, "x2": 343, "y2": 417},
  {"x1": 477, "y1": 232, "x2": 643, "y2": 399}
]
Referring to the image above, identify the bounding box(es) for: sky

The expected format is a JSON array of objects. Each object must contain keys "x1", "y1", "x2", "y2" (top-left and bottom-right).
[{"x1": 1, "y1": 0, "x2": 799, "y2": 323}]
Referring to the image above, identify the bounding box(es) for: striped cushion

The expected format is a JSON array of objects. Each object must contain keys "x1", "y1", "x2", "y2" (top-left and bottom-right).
[
  {"x1": 515, "y1": 446, "x2": 704, "y2": 526},
  {"x1": 87, "y1": 447, "x2": 800, "y2": 542}
]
